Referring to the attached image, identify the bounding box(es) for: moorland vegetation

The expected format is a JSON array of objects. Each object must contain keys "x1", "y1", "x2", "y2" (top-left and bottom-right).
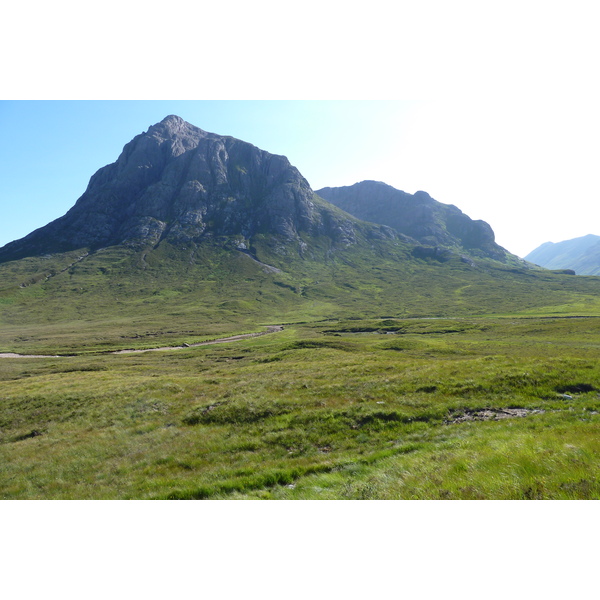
[
  {"x1": 2, "y1": 116, "x2": 600, "y2": 499},
  {"x1": 2, "y1": 241, "x2": 600, "y2": 499}
]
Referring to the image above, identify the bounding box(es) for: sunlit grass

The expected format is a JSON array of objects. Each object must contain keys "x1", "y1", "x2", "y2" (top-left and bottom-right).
[{"x1": 1, "y1": 316, "x2": 600, "y2": 499}]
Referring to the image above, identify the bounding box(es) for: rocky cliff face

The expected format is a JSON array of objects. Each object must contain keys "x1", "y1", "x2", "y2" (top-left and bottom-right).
[
  {"x1": 0, "y1": 116, "x2": 383, "y2": 263},
  {"x1": 316, "y1": 180, "x2": 508, "y2": 261}
]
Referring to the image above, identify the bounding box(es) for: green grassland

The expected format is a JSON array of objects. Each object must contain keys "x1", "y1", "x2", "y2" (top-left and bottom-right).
[
  {"x1": 2, "y1": 237, "x2": 600, "y2": 354},
  {"x1": 2, "y1": 316, "x2": 600, "y2": 499},
  {"x1": 2, "y1": 238, "x2": 600, "y2": 499}
]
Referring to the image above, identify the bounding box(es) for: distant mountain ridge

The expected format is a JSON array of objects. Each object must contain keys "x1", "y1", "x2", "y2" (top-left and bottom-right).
[
  {"x1": 316, "y1": 180, "x2": 510, "y2": 261},
  {"x1": 525, "y1": 234, "x2": 600, "y2": 275}
]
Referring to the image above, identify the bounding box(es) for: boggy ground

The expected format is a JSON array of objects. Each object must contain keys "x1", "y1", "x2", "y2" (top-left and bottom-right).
[{"x1": 1, "y1": 316, "x2": 600, "y2": 499}]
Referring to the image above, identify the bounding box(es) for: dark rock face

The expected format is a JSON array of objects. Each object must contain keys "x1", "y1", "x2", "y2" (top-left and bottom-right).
[
  {"x1": 316, "y1": 180, "x2": 508, "y2": 260},
  {"x1": 411, "y1": 245, "x2": 454, "y2": 262},
  {"x1": 0, "y1": 116, "x2": 368, "y2": 262}
]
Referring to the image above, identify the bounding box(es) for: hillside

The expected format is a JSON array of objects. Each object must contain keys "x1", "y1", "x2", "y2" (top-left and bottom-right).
[{"x1": 525, "y1": 234, "x2": 600, "y2": 275}]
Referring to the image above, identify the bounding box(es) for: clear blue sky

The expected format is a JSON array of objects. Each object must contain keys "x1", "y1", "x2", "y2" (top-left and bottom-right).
[{"x1": 1, "y1": 99, "x2": 599, "y2": 258}]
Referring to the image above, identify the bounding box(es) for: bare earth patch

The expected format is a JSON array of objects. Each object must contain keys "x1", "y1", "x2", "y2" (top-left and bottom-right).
[{"x1": 445, "y1": 408, "x2": 545, "y2": 424}]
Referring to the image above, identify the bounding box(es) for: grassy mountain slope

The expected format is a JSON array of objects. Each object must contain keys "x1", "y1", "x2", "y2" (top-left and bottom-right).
[
  {"x1": 572, "y1": 242, "x2": 600, "y2": 276},
  {"x1": 2, "y1": 231, "x2": 600, "y2": 356}
]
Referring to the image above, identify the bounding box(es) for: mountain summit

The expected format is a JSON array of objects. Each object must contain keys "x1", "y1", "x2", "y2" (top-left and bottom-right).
[{"x1": 0, "y1": 115, "x2": 382, "y2": 263}]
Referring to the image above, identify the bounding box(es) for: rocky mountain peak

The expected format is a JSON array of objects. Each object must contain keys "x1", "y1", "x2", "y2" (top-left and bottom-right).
[
  {"x1": 158, "y1": 114, "x2": 187, "y2": 128},
  {"x1": 0, "y1": 117, "x2": 377, "y2": 263},
  {"x1": 143, "y1": 115, "x2": 209, "y2": 151}
]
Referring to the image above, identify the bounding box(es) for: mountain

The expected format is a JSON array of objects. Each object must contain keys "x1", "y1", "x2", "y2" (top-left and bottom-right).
[
  {"x1": 0, "y1": 115, "x2": 395, "y2": 264},
  {"x1": 525, "y1": 234, "x2": 600, "y2": 275},
  {"x1": 3, "y1": 115, "x2": 600, "y2": 357},
  {"x1": 316, "y1": 180, "x2": 510, "y2": 261},
  {"x1": 0, "y1": 115, "x2": 421, "y2": 352}
]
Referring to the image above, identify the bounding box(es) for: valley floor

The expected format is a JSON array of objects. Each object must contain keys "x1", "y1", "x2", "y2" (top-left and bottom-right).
[{"x1": 1, "y1": 316, "x2": 600, "y2": 499}]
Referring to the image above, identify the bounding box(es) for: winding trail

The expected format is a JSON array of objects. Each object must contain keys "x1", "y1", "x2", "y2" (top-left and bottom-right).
[
  {"x1": 0, "y1": 326, "x2": 284, "y2": 359},
  {"x1": 0, "y1": 352, "x2": 62, "y2": 359}
]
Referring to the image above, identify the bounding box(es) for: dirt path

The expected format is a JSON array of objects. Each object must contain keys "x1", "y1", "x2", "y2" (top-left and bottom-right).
[
  {"x1": 0, "y1": 326, "x2": 284, "y2": 358},
  {"x1": 111, "y1": 325, "x2": 284, "y2": 354},
  {"x1": 0, "y1": 352, "x2": 62, "y2": 358}
]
